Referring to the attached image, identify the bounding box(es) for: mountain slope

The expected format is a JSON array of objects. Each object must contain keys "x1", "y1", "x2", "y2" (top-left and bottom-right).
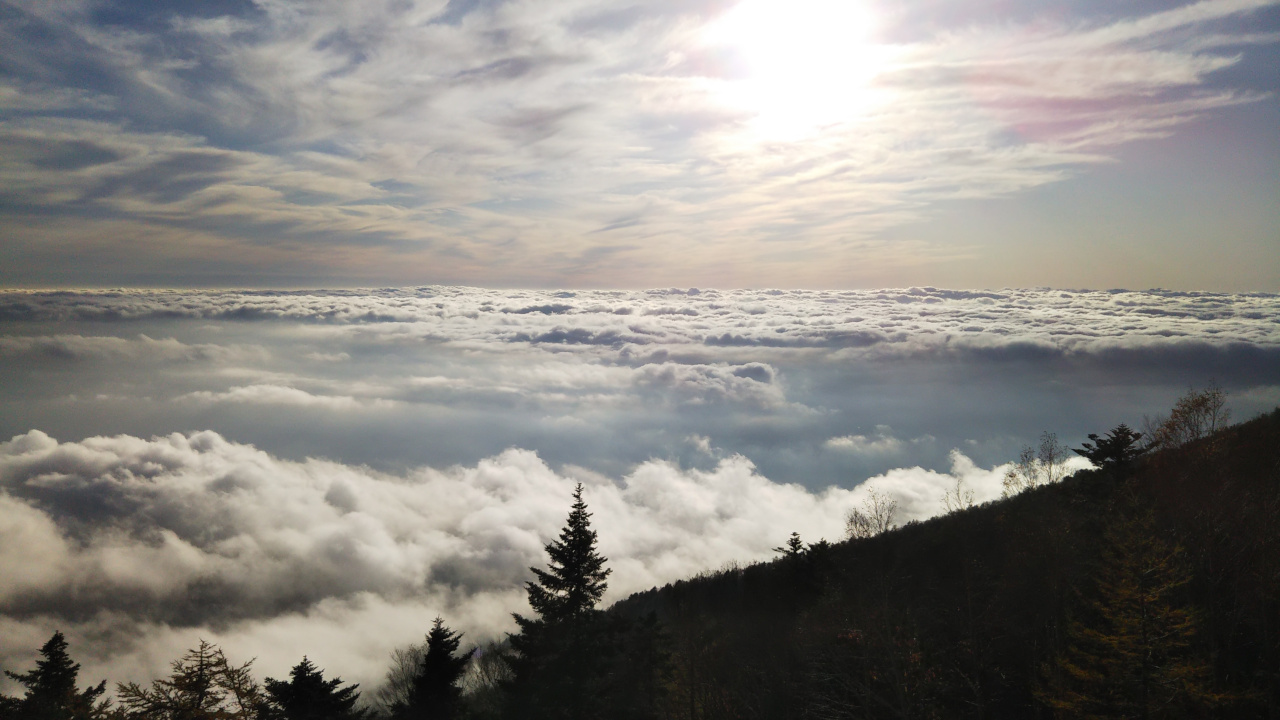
[{"x1": 611, "y1": 409, "x2": 1280, "y2": 719}]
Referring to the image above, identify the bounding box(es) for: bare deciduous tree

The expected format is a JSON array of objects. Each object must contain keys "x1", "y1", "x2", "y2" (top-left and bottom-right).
[
  {"x1": 941, "y1": 477, "x2": 976, "y2": 514},
  {"x1": 845, "y1": 488, "x2": 898, "y2": 540},
  {"x1": 1002, "y1": 432, "x2": 1070, "y2": 497},
  {"x1": 371, "y1": 643, "x2": 425, "y2": 713},
  {"x1": 459, "y1": 641, "x2": 513, "y2": 717},
  {"x1": 117, "y1": 641, "x2": 263, "y2": 720}
]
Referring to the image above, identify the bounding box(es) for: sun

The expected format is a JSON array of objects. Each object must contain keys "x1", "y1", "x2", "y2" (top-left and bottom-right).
[{"x1": 703, "y1": 0, "x2": 891, "y2": 140}]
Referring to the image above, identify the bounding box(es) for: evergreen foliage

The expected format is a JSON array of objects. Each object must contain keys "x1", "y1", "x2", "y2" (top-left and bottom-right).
[
  {"x1": 1073, "y1": 423, "x2": 1146, "y2": 470},
  {"x1": 524, "y1": 483, "x2": 611, "y2": 624},
  {"x1": 393, "y1": 618, "x2": 474, "y2": 720},
  {"x1": 613, "y1": 406, "x2": 1280, "y2": 718},
  {"x1": 773, "y1": 532, "x2": 805, "y2": 558},
  {"x1": 262, "y1": 657, "x2": 366, "y2": 720},
  {"x1": 507, "y1": 483, "x2": 614, "y2": 720},
  {"x1": 1039, "y1": 509, "x2": 1220, "y2": 717},
  {"x1": 7, "y1": 399, "x2": 1277, "y2": 720},
  {"x1": 1, "y1": 632, "x2": 107, "y2": 720}
]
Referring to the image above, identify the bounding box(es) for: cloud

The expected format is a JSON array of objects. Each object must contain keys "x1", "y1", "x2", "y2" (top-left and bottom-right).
[
  {"x1": 0, "y1": 333, "x2": 261, "y2": 364},
  {"x1": 855, "y1": 449, "x2": 1091, "y2": 522},
  {"x1": 0, "y1": 0, "x2": 1274, "y2": 285},
  {"x1": 825, "y1": 426, "x2": 912, "y2": 456},
  {"x1": 0, "y1": 285, "x2": 1276, "y2": 690},
  {"x1": 178, "y1": 384, "x2": 395, "y2": 411},
  {"x1": 2, "y1": 288, "x2": 1275, "y2": 361},
  {"x1": 0, "y1": 425, "x2": 1086, "y2": 690},
  {"x1": 0, "y1": 427, "x2": 1021, "y2": 688}
]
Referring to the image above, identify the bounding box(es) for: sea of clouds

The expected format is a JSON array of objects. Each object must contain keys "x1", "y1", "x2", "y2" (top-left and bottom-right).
[{"x1": 1, "y1": 286, "x2": 1278, "y2": 692}]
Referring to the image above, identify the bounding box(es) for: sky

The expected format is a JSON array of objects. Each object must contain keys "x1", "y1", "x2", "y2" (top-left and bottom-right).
[
  {"x1": 1, "y1": 0, "x2": 1279, "y2": 703},
  {"x1": 0, "y1": 0, "x2": 1277, "y2": 289}
]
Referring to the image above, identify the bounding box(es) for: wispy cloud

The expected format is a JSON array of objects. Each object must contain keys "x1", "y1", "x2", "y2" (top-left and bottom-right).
[{"x1": 0, "y1": 0, "x2": 1273, "y2": 285}]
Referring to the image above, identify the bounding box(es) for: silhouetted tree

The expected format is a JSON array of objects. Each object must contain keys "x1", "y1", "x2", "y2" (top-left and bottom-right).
[
  {"x1": 1003, "y1": 431, "x2": 1070, "y2": 496},
  {"x1": 1, "y1": 632, "x2": 107, "y2": 720},
  {"x1": 845, "y1": 488, "x2": 898, "y2": 540},
  {"x1": 263, "y1": 657, "x2": 366, "y2": 720},
  {"x1": 506, "y1": 483, "x2": 614, "y2": 720},
  {"x1": 117, "y1": 641, "x2": 263, "y2": 720},
  {"x1": 1074, "y1": 423, "x2": 1146, "y2": 471},
  {"x1": 941, "y1": 476, "x2": 975, "y2": 513},
  {"x1": 773, "y1": 532, "x2": 805, "y2": 558},
  {"x1": 373, "y1": 643, "x2": 424, "y2": 716},
  {"x1": 458, "y1": 641, "x2": 513, "y2": 720},
  {"x1": 394, "y1": 618, "x2": 474, "y2": 720},
  {"x1": 606, "y1": 614, "x2": 674, "y2": 720},
  {"x1": 524, "y1": 484, "x2": 611, "y2": 624}
]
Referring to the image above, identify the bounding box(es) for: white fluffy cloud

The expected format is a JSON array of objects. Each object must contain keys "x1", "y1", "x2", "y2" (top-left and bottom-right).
[
  {"x1": 0, "y1": 287, "x2": 1275, "y2": 493},
  {"x1": 3, "y1": 287, "x2": 1277, "y2": 357},
  {"x1": 0, "y1": 428, "x2": 1018, "y2": 691}
]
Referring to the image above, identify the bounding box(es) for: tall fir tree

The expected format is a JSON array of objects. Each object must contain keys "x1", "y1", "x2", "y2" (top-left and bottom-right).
[
  {"x1": 1, "y1": 632, "x2": 107, "y2": 720},
  {"x1": 525, "y1": 483, "x2": 612, "y2": 623},
  {"x1": 263, "y1": 657, "x2": 367, "y2": 720},
  {"x1": 506, "y1": 483, "x2": 614, "y2": 720},
  {"x1": 395, "y1": 618, "x2": 475, "y2": 720}
]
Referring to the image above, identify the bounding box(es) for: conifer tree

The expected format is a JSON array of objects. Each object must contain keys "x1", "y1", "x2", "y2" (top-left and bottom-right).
[
  {"x1": 263, "y1": 657, "x2": 367, "y2": 720},
  {"x1": 2, "y1": 632, "x2": 107, "y2": 720},
  {"x1": 395, "y1": 618, "x2": 475, "y2": 720},
  {"x1": 1074, "y1": 423, "x2": 1146, "y2": 471},
  {"x1": 507, "y1": 483, "x2": 614, "y2": 720},
  {"x1": 524, "y1": 483, "x2": 611, "y2": 624},
  {"x1": 1039, "y1": 511, "x2": 1222, "y2": 718},
  {"x1": 774, "y1": 532, "x2": 805, "y2": 558}
]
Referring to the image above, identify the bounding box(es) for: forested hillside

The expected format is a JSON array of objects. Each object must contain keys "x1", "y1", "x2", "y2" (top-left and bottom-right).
[
  {"x1": 4, "y1": 400, "x2": 1277, "y2": 719},
  {"x1": 611, "y1": 406, "x2": 1280, "y2": 719}
]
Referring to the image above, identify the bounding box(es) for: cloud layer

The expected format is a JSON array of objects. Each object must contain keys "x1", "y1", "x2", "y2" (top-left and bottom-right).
[
  {"x1": 3, "y1": 286, "x2": 1277, "y2": 352},
  {"x1": 0, "y1": 285, "x2": 1276, "y2": 690},
  {"x1": 0, "y1": 427, "x2": 1014, "y2": 692},
  {"x1": 1, "y1": 287, "x2": 1277, "y2": 482}
]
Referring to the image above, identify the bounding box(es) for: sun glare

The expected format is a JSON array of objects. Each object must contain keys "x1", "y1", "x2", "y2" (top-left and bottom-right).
[{"x1": 704, "y1": 0, "x2": 890, "y2": 140}]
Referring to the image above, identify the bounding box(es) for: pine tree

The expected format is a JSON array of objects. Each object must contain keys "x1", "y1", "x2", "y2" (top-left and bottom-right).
[
  {"x1": 524, "y1": 483, "x2": 612, "y2": 624},
  {"x1": 263, "y1": 657, "x2": 366, "y2": 720},
  {"x1": 1039, "y1": 511, "x2": 1223, "y2": 718},
  {"x1": 2, "y1": 632, "x2": 107, "y2": 720},
  {"x1": 507, "y1": 483, "x2": 614, "y2": 720},
  {"x1": 774, "y1": 532, "x2": 805, "y2": 558},
  {"x1": 395, "y1": 618, "x2": 475, "y2": 720},
  {"x1": 1074, "y1": 424, "x2": 1146, "y2": 471}
]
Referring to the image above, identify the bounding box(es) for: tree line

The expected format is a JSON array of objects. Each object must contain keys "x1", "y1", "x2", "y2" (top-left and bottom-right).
[
  {"x1": 1, "y1": 484, "x2": 669, "y2": 720},
  {"x1": 4, "y1": 385, "x2": 1275, "y2": 719}
]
